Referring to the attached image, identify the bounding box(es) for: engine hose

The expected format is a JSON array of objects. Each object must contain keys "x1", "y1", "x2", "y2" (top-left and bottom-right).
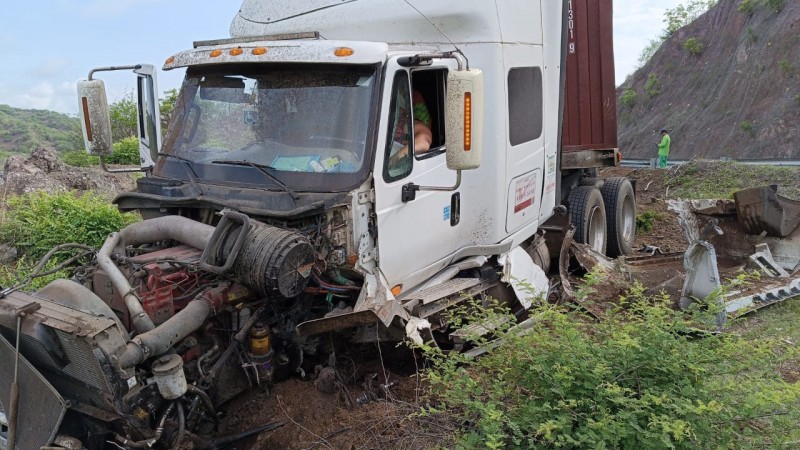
[
  {"x1": 187, "y1": 384, "x2": 218, "y2": 425},
  {"x1": 173, "y1": 401, "x2": 186, "y2": 449},
  {"x1": 114, "y1": 402, "x2": 175, "y2": 448}
]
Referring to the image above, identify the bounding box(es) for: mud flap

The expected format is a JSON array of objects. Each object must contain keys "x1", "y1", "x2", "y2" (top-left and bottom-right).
[{"x1": 0, "y1": 333, "x2": 67, "y2": 450}]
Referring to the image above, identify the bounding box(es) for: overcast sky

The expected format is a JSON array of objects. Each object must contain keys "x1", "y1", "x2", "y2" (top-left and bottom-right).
[{"x1": 0, "y1": 0, "x2": 685, "y2": 115}]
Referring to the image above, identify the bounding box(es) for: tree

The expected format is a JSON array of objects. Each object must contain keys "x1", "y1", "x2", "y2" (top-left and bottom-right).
[
  {"x1": 637, "y1": 0, "x2": 719, "y2": 68},
  {"x1": 159, "y1": 88, "x2": 179, "y2": 136},
  {"x1": 108, "y1": 91, "x2": 138, "y2": 142}
]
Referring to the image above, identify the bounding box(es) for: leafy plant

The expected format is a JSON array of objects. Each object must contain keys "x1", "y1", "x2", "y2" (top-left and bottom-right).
[
  {"x1": 61, "y1": 150, "x2": 100, "y2": 167},
  {"x1": 740, "y1": 120, "x2": 756, "y2": 137},
  {"x1": 636, "y1": 210, "x2": 661, "y2": 233},
  {"x1": 778, "y1": 59, "x2": 795, "y2": 74},
  {"x1": 638, "y1": 0, "x2": 718, "y2": 67},
  {"x1": 106, "y1": 136, "x2": 140, "y2": 165},
  {"x1": 0, "y1": 191, "x2": 138, "y2": 261},
  {"x1": 418, "y1": 277, "x2": 800, "y2": 449},
  {"x1": 621, "y1": 89, "x2": 638, "y2": 108},
  {"x1": 644, "y1": 73, "x2": 662, "y2": 97},
  {"x1": 738, "y1": 0, "x2": 758, "y2": 14},
  {"x1": 746, "y1": 26, "x2": 758, "y2": 42},
  {"x1": 683, "y1": 37, "x2": 705, "y2": 55},
  {"x1": 764, "y1": 0, "x2": 785, "y2": 12}
]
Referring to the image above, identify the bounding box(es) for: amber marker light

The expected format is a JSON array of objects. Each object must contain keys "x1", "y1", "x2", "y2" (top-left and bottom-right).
[
  {"x1": 230, "y1": 47, "x2": 244, "y2": 56},
  {"x1": 347, "y1": 254, "x2": 358, "y2": 266},
  {"x1": 334, "y1": 47, "x2": 354, "y2": 57},
  {"x1": 210, "y1": 49, "x2": 222, "y2": 58},
  {"x1": 252, "y1": 47, "x2": 268, "y2": 56},
  {"x1": 164, "y1": 56, "x2": 175, "y2": 65},
  {"x1": 391, "y1": 285, "x2": 403, "y2": 296},
  {"x1": 464, "y1": 92, "x2": 472, "y2": 151}
]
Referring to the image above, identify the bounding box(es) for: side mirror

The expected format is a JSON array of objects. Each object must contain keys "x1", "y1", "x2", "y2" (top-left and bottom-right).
[
  {"x1": 445, "y1": 69, "x2": 484, "y2": 170},
  {"x1": 77, "y1": 79, "x2": 113, "y2": 156}
]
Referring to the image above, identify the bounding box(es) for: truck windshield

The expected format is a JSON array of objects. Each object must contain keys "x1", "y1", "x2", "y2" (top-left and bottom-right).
[{"x1": 155, "y1": 64, "x2": 377, "y2": 191}]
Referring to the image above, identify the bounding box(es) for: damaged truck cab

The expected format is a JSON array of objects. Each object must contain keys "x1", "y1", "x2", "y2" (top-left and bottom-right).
[{"x1": 0, "y1": 0, "x2": 635, "y2": 448}]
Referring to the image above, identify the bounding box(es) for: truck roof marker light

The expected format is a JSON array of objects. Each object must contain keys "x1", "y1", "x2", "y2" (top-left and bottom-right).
[
  {"x1": 334, "y1": 47, "x2": 354, "y2": 57},
  {"x1": 391, "y1": 285, "x2": 403, "y2": 296},
  {"x1": 210, "y1": 49, "x2": 222, "y2": 58},
  {"x1": 230, "y1": 47, "x2": 244, "y2": 56},
  {"x1": 252, "y1": 47, "x2": 268, "y2": 56},
  {"x1": 464, "y1": 92, "x2": 472, "y2": 151},
  {"x1": 165, "y1": 56, "x2": 175, "y2": 65}
]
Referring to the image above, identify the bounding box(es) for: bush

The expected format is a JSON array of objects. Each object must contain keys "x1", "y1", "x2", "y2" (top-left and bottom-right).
[
  {"x1": 738, "y1": 0, "x2": 758, "y2": 14},
  {"x1": 621, "y1": 89, "x2": 638, "y2": 108},
  {"x1": 778, "y1": 59, "x2": 794, "y2": 74},
  {"x1": 106, "y1": 136, "x2": 141, "y2": 165},
  {"x1": 644, "y1": 74, "x2": 661, "y2": 97},
  {"x1": 0, "y1": 191, "x2": 138, "y2": 261},
  {"x1": 764, "y1": 0, "x2": 785, "y2": 12},
  {"x1": 740, "y1": 120, "x2": 756, "y2": 136},
  {"x1": 418, "y1": 280, "x2": 800, "y2": 449},
  {"x1": 61, "y1": 150, "x2": 100, "y2": 167},
  {"x1": 636, "y1": 210, "x2": 660, "y2": 233},
  {"x1": 683, "y1": 37, "x2": 704, "y2": 55}
]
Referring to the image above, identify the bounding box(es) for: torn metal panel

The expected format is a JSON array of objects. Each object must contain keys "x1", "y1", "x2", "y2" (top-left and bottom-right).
[
  {"x1": 498, "y1": 246, "x2": 549, "y2": 309},
  {"x1": 749, "y1": 243, "x2": 789, "y2": 278},
  {"x1": 680, "y1": 241, "x2": 726, "y2": 328},
  {"x1": 734, "y1": 185, "x2": 800, "y2": 238},
  {"x1": 725, "y1": 278, "x2": 800, "y2": 316}
]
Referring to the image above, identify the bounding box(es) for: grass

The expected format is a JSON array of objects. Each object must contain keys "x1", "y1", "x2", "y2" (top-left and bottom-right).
[{"x1": 666, "y1": 161, "x2": 800, "y2": 199}]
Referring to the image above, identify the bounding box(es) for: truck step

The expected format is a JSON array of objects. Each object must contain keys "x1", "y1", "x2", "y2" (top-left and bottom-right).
[{"x1": 401, "y1": 278, "x2": 496, "y2": 319}]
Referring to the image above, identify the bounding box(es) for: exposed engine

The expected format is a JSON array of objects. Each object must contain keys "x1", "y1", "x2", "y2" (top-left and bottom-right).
[{"x1": 0, "y1": 207, "x2": 367, "y2": 449}]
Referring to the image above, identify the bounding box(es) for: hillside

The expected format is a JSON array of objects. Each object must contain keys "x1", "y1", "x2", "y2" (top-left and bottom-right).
[
  {"x1": 617, "y1": 0, "x2": 800, "y2": 159},
  {"x1": 0, "y1": 104, "x2": 82, "y2": 154}
]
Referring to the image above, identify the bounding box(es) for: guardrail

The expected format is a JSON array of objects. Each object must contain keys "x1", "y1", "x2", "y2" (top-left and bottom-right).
[{"x1": 620, "y1": 158, "x2": 800, "y2": 168}]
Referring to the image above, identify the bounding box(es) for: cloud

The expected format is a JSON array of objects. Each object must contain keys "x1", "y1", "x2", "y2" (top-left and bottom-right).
[
  {"x1": 2, "y1": 81, "x2": 78, "y2": 114},
  {"x1": 26, "y1": 58, "x2": 72, "y2": 78}
]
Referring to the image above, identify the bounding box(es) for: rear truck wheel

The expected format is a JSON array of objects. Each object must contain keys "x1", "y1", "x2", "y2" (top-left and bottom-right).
[
  {"x1": 568, "y1": 186, "x2": 607, "y2": 254},
  {"x1": 601, "y1": 177, "x2": 636, "y2": 257}
]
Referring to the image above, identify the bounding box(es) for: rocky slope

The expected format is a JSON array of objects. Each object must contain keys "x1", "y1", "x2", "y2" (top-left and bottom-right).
[{"x1": 617, "y1": 0, "x2": 800, "y2": 159}]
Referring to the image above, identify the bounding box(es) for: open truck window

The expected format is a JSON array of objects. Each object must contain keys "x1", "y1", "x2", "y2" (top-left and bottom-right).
[{"x1": 411, "y1": 68, "x2": 447, "y2": 160}]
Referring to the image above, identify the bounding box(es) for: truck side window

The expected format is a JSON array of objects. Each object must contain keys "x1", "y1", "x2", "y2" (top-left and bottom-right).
[
  {"x1": 411, "y1": 69, "x2": 447, "y2": 160},
  {"x1": 383, "y1": 71, "x2": 413, "y2": 182},
  {"x1": 508, "y1": 67, "x2": 543, "y2": 146}
]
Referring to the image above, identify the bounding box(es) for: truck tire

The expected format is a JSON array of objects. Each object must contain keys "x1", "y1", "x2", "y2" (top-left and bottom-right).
[
  {"x1": 568, "y1": 186, "x2": 607, "y2": 254},
  {"x1": 601, "y1": 177, "x2": 636, "y2": 257}
]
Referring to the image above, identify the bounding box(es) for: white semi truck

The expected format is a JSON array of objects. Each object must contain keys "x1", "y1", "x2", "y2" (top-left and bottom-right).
[{"x1": 0, "y1": 1, "x2": 634, "y2": 447}]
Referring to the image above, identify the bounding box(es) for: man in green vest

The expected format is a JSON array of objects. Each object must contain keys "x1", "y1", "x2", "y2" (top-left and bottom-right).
[{"x1": 656, "y1": 128, "x2": 671, "y2": 168}]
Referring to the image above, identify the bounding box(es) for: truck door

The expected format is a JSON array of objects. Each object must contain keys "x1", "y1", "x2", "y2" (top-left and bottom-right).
[
  {"x1": 374, "y1": 64, "x2": 461, "y2": 288},
  {"x1": 504, "y1": 47, "x2": 548, "y2": 234}
]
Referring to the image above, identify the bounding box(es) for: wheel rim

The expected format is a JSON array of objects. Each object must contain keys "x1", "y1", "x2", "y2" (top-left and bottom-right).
[
  {"x1": 587, "y1": 205, "x2": 606, "y2": 253},
  {"x1": 621, "y1": 194, "x2": 636, "y2": 244}
]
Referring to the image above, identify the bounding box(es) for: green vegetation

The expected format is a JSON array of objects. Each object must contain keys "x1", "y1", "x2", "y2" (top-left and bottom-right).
[
  {"x1": 795, "y1": 94, "x2": 800, "y2": 106},
  {"x1": 778, "y1": 59, "x2": 795, "y2": 74},
  {"x1": 0, "y1": 191, "x2": 138, "y2": 261},
  {"x1": 738, "y1": 0, "x2": 758, "y2": 14},
  {"x1": 61, "y1": 150, "x2": 100, "y2": 167},
  {"x1": 635, "y1": 210, "x2": 662, "y2": 233},
  {"x1": 746, "y1": 26, "x2": 758, "y2": 42},
  {"x1": 683, "y1": 37, "x2": 705, "y2": 55},
  {"x1": 665, "y1": 161, "x2": 800, "y2": 199},
  {"x1": 0, "y1": 104, "x2": 82, "y2": 154},
  {"x1": 740, "y1": 120, "x2": 756, "y2": 136},
  {"x1": 638, "y1": 0, "x2": 718, "y2": 67},
  {"x1": 764, "y1": 0, "x2": 786, "y2": 12},
  {"x1": 107, "y1": 136, "x2": 141, "y2": 165},
  {"x1": 419, "y1": 276, "x2": 800, "y2": 448},
  {"x1": 621, "y1": 89, "x2": 638, "y2": 108},
  {"x1": 0, "y1": 191, "x2": 139, "y2": 290},
  {"x1": 644, "y1": 74, "x2": 662, "y2": 97}
]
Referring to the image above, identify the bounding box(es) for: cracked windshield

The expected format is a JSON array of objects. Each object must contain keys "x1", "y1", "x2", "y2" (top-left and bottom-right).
[{"x1": 157, "y1": 65, "x2": 375, "y2": 181}]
